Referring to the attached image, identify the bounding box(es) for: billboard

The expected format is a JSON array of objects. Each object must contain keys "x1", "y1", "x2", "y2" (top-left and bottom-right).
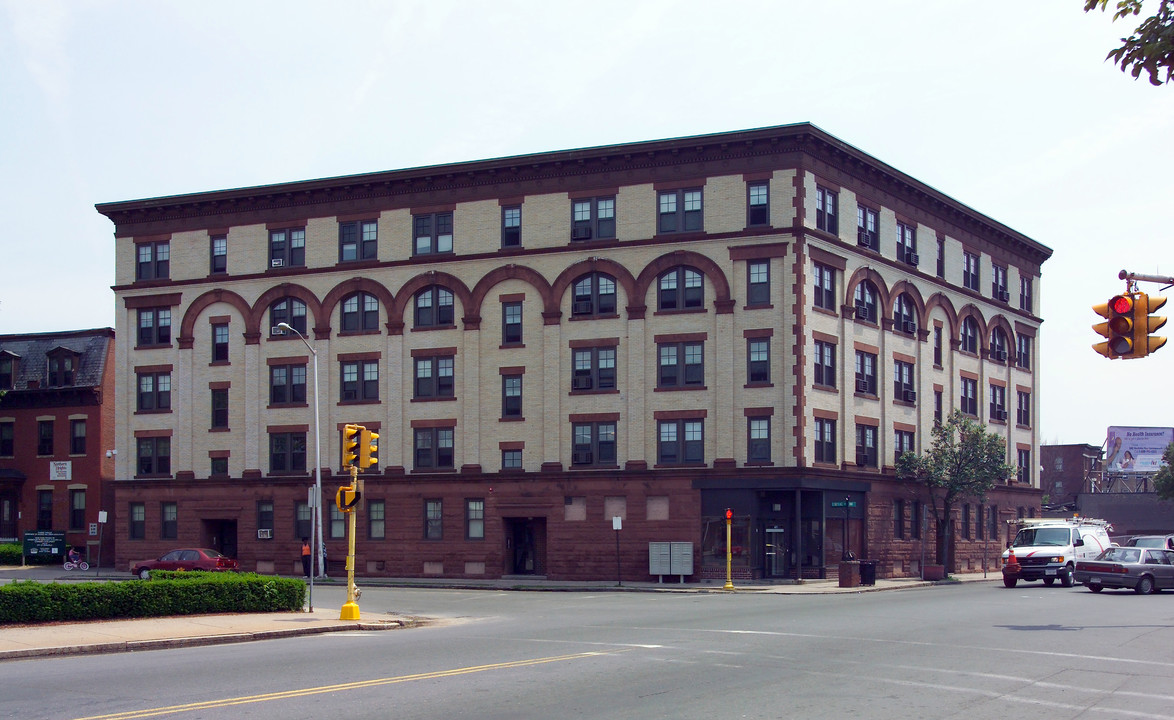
[{"x1": 1105, "y1": 426, "x2": 1174, "y2": 473}]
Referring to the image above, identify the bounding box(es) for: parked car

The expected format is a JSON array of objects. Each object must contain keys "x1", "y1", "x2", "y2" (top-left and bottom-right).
[
  {"x1": 1074, "y1": 547, "x2": 1174, "y2": 594},
  {"x1": 1124, "y1": 535, "x2": 1174, "y2": 550},
  {"x1": 131, "y1": 548, "x2": 239, "y2": 579}
]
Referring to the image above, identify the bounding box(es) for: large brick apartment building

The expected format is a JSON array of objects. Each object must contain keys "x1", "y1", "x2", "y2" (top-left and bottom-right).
[{"x1": 96, "y1": 124, "x2": 1049, "y2": 580}]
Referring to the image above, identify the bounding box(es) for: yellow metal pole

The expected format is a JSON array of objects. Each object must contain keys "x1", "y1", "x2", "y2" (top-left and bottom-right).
[
  {"x1": 724, "y1": 510, "x2": 734, "y2": 591},
  {"x1": 340, "y1": 465, "x2": 361, "y2": 621}
]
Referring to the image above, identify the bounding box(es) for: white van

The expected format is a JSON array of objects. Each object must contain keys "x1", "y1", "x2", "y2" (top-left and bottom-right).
[{"x1": 1001, "y1": 517, "x2": 1113, "y2": 588}]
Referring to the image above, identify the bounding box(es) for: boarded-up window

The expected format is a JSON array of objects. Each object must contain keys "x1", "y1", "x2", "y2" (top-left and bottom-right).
[
  {"x1": 564, "y1": 496, "x2": 586, "y2": 522},
  {"x1": 646, "y1": 496, "x2": 670, "y2": 521}
]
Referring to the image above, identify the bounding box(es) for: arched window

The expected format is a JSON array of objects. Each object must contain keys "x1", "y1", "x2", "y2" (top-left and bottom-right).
[
  {"x1": 989, "y1": 328, "x2": 1009, "y2": 363},
  {"x1": 415, "y1": 286, "x2": 454, "y2": 328},
  {"x1": 853, "y1": 281, "x2": 879, "y2": 323},
  {"x1": 270, "y1": 297, "x2": 307, "y2": 336},
  {"x1": 571, "y1": 273, "x2": 617, "y2": 318},
  {"x1": 960, "y1": 317, "x2": 979, "y2": 354},
  {"x1": 340, "y1": 292, "x2": 379, "y2": 332},
  {"x1": 893, "y1": 294, "x2": 917, "y2": 334},
  {"x1": 658, "y1": 266, "x2": 704, "y2": 311}
]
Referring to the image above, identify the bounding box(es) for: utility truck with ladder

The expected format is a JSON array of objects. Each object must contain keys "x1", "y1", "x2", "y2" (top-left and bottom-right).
[{"x1": 1001, "y1": 517, "x2": 1113, "y2": 588}]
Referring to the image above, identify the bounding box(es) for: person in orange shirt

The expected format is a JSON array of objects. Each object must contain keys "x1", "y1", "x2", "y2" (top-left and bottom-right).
[{"x1": 301, "y1": 538, "x2": 311, "y2": 578}]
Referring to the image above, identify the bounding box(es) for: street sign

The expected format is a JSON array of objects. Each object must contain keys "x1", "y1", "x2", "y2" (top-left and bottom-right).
[{"x1": 831, "y1": 501, "x2": 857, "y2": 508}]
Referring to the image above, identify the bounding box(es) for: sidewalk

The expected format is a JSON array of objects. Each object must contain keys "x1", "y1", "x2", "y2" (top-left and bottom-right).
[{"x1": 0, "y1": 567, "x2": 998, "y2": 662}]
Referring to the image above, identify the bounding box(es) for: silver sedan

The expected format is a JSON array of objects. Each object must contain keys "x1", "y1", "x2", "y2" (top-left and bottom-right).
[{"x1": 1075, "y1": 547, "x2": 1174, "y2": 594}]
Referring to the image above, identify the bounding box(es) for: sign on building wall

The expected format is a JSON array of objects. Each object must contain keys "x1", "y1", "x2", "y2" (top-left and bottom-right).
[
  {"x1": 49, "y1": 461, "x2": 72, "y2": 481},
  {"x1": 1105, "y1": 426, "x2": 1174, "y2": 473}
]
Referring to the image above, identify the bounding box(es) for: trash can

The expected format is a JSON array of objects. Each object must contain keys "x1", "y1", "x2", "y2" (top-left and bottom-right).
[{"x1": 859, "y1": 560, "x2": 877, "y2": 586}]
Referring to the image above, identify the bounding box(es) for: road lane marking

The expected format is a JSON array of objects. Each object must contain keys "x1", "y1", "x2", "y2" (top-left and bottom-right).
[{"x1": 71, "y1": 651, "x2": 613, "y2": 720}]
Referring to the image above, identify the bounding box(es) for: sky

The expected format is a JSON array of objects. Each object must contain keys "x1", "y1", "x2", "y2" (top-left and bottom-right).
[{"x1": 1, "y1": 0, "x2": 1171, "y2": 448}]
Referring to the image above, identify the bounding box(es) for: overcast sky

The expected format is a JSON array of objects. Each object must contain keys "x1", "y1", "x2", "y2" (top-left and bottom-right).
[{"x1": 2, "y1": 1, "x2": 1171, "y2": 447}]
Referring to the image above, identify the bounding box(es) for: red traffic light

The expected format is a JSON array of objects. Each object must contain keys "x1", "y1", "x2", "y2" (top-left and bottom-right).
[
  {"x1": 725, "y1": 508, "x2": 732, "y2": 521},
  {"x1": 1110, "y1": 295, "x2": 1133, "y2": 314}
]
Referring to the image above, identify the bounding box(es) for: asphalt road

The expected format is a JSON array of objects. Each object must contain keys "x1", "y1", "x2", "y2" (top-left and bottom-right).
[{"x1": 8, "y1": 582, "x2": 1174, "y2": 720}]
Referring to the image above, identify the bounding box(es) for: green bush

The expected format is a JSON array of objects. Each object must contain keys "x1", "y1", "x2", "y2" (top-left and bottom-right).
[
  {"x1": 0, "y1": 573, "x2": 306, "y2": 624},
  {"x1": 0, "y1": 543, "x2": 21, "y2": 566}
]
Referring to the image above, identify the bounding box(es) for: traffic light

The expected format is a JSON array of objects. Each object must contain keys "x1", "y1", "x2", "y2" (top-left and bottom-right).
[
  {"x1": 1134, "y1": 292, "x2": 1168, "y2": 358},
  {"x1": 358, "y1": 428, "x2": 379, "y2": 470},
  {"x1": 1092, "y1": 294, "x2": 1136, "y2": 358},
  {"x1": 342, "y1": 424, "x2": 361, "y2": 468},
  {"x1": 335, "y1": 484, "x2": 361, "y2": 513},
  {"x1": 725, "y1": 508, "x2": 733, "y2": 522}
]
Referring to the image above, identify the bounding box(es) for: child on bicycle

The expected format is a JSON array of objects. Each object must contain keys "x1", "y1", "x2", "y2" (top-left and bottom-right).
[{"x1": 67, "y1": 547, "x2": 80, "y2": 564}]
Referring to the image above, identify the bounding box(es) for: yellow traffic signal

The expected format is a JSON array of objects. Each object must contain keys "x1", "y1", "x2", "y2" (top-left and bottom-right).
[
  {"x1": 1134, "y1": 292, "x2": 1168, "y2": 358},
  {"x1": 1092, "y1": 294, "x2": 1136, "y2": 358},
  {"x1": 335, "y1": 484, "x2": 361, "y2": 513},
  {"x1": 358, "y1": 428, "x2": 379, "y2": 469},
  {"x1": 342, "y1": 424, "x2": 362, "y2": 468}
]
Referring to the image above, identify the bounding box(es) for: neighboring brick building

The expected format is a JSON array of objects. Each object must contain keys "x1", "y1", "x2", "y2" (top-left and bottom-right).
[
  {"x1": 1040, "y1": 443, "x2": 1102, "y2": 511},
  {"x1": 96, "y1": 124, "x2": 1048, "y2": 580},
  {"x1": 0, "y1": 328, "x2": 116, "y2": 564}
]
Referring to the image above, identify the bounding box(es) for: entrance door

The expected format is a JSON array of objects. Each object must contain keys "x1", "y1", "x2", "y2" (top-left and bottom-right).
[
  {"x1": 202, "y1": 520, "x2": 238, "y2": 558},
  {"x1": 504, "y1": 518, "x2": 545, "y2": 575},
  {"x1": 0, "y1": 494, "x2": 15, "y2": 540},
  {"x1": 764, "y1": 526, "x2": 790, "y2": 578}
]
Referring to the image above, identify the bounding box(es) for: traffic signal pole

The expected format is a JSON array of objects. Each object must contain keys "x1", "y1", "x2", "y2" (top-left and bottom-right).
[{"x1": 340, "y1": 463, "x2": 361, "y2": 621}]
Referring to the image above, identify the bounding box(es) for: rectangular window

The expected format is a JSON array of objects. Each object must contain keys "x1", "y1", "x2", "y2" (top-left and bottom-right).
[
  {"x1": 211, "y1": 457, "x2": 228, "y2": 476},
  {"x1": 813, "y1": 340, "x2": 836, "y2": 388},
  {"x1": 912, "y1": 500, "x2": 922, "y2": 539},
  {"x1": 976, "y1": 505, "x2": 985, "y2": 541},
  {"x1": 658, "y1": 342, "x2": 704, "y2": 388},
  {"x1": 747, "y1": 261, "x2": 770, "y2": 306},
  {"x1": 963, "y1": 251, "x2": 980, "y2": 291},
  {"x1": 47, "y1": 354, "x2": 75, "y2": 387},
  {"x1": 70, "y1": 419, "x2": 86, "y2": 455},
  {"x1": 69, "y1": 489, "x2": 86, "y2": 531},
  {"x1": 894, "y1": 499, "x2": 906, "y2": 540},
  {"x1": 571, "y1": 196, "x2": 616, "y2": 240},
  {"x1": 854, "y1": 350, "x2": 877, "y2": 395},
  {"x1": 1016, "y1": 335, "x2": 1032, "y2": 370},
  {"x1": 658, "y1": 419, "x2": 704, "y2": 465},
  {"x1": 210, "y1": 235, "x2": 227, "y2": 275},
  {"x1": 814, "y1": 417, "x2": 836, "y2": 464},
  {"x1": 342, "y1": 360, "x2": 380, "y2": 402},
  {"x1": 466, "y1": 499, "x2": 485, "y2": 540},
  {"x1": 856, "y1": 205, "x2": 878, "y2": 249},
  {"x1": 339, "y1": 219, "x2": 378, "y2": 262},
  {"x1": 989, "y1": 384, "x2": 1007, "y2": 421},
  {"x1": 502, "y1": 374, "x2": 522, "y2": 418},
  {"x1": 258, "y1": 501, "x2": 275, "y2": 536},
  {"x1": 748, "y1": 417, "x2": 770, "y2": 463},
  {"x1": 36, "y1": 490, "x2": 52, "y2": 530},
  {"x1": 368, "y1": 500, "x2": 385, "y2": 539},
  {"x1": 962, "y1": 504, "x2": 972, "y2": 540},
  {"x1": 658, "y1": 189, "x2": 703, "y2": 233},
  {"x1": 896, "y1": 221, "x2": 917, "y2": 265},
  {"x1": 747, "y1": 181, "x2": 769, "y2": 226},
  {"x1": 894, "y1": 360, "x2": 915, "y2": 403},
  {"x1": 129, "y1": 501, "x2": 145, "y2": 540},
  {"x1": 424, "y1": 499, "x2": 443, "y2": 540},
  {"x1": 269, "y1": 432, "x2": 307, "y2": 473},
  {"x1": 37, "y1": 420, "x2": 54, "y2": 456},
  {"x1": 855, "y1": 424, "x2": 877, "y2": 468},
  {"x1": 933, "y1": 326, "x2": 943, "y2": 366},
  {"x1": 572, "y1": 421, "x2": 617, "y2": 467},
  {"x1": 414, "y1": 427, "x2": 455, "y2": 469},
  {"x1": 1017, "y1": 390, "x2": 1031, "y2": 426},
  {"x1": 1020, "y1": 275, "x2": 1033, "y2": 312},
  {"x1": 137, "y1": 308, "x2": 172, "y2": 346},
  {"x1": 1018, "y1": 449, "x2": 1032, "y2": 483},
  {"x1": 0, "y1": 356, "x2": 13, "y2": 390},
  {"x1": 960, "y1": 378, "x2": 978, "y2": 416},
  {"x1": 502, "y1": 205, "x2": 522, "y2": 247},
  {"x1": 137, "y1": 436, "x2": 171, "y2": 476},
  {"x1": 894, "y1": 429, "x2": 915, "y2": 462},
  {"x1": 295, "y1": 502, "x2": 312, "y2": 540},
  {"x1": 813, "y1": 262, "x2": 836, "y2": 311},
  {"x1": 269, "y1": 364, "x2": 307, "y2": 405},
  {"x1": 572, "y1": 347, "x2": 616, "y2": 392},
  {"x1": 137, "y1": 372, "x2": 172, "y2": 412},
  {"x1": 816, "y1": 186, "x2": 838, "y2": 234},
  {"x1": 414, "y1": 212, "x2": 454, "y2": 255},
  {"x1": 0, "y1": 421, "x2": 13, "y2": 457},
  {"x1": 330, "y1": 503, "x2": 345, "y2": 539},
  {"x1": 136, "y1": 240, "x2": 170, "y2": 281},
  {"x1": 268, "y1": 228, "x2": 305, "y2": 268},
  {"x1": 934, "y1": 389, "x2": 943, "y2": 423},
  {"x1": 414, "y1": 355, "x2": 454, "y2": 399},
  {"x1": 502, "y1": 302, "x2": 523, "y2": 345},
  {"x1": 211, "y1": 388, "x2": 229, "y2": 429},
  {"x1": 748, "y1": 338, "x2": 771, "y2": 384},
  {"x1": 992, "y1": 264, "x2": 1009, "y2": 301},
  {"x1": 502, "y1": 448, "x2": 522, "y2": 469},
  {"x1": 161, "y1": 501, "x2": 178, "y2": 539},
  {"x1": 212, "y1": 323, "x2": 229, "y2": 362},
  {"x1": 936, "y1": 237, "x2": 945, "y2": 279}
]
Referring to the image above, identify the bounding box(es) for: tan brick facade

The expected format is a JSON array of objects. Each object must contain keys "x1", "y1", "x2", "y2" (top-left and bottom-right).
[{"x1": 99, "y1": 125, "x2": 1049, "y2": 580}]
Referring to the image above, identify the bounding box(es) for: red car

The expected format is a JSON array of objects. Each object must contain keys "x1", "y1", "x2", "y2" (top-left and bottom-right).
[{"x1": 131, "y1": 548, "x2": 239, "y2": 579}]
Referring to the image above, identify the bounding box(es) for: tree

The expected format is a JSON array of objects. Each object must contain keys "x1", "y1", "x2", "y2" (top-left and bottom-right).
[
  {"x1": 896, "y1": 411, "x2": 1016, "y2": 572},
  {"x1": 1084, "y1": 0, "x2": 1174, "y2": 85},
  {"x1": 1151, "y1": 442, "x2": 1174, "y2": 499}
]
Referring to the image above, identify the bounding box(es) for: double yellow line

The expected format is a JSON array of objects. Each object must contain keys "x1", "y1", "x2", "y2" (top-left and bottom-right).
[{"x1": 75, "y1": 651, "x2": 608, "y2": 720}]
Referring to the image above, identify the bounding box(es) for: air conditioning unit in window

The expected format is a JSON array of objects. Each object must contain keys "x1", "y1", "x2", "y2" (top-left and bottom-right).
[
  {"x1": 856, "y1": 452, "x2": 869, "y2": 467},
  {"x1": 902, "y1": 321, "x2": 916, "y2": 334},
  {"x1": 854, "y1": 305, "x2": 870, "y2": 321},
  {"x1": 571, "y1": 227, "x2": 593, "y2": 240},
  {"x1": 271, "y1": 258, "x2": 284, "y2": 268},
  {"x1": 855, "y1": 378, "x2": 870, "y2": 393},
  {"x1": 999, "y1": 290, "x2": 1010, "y2": 302},
  {"x1": 572, "y1": 376, "x2": 593, "y2": 391},
  {"x1": 270, "y1": 326, "x2": 285, "y2": 336},
  {"x1": 257, "y1": 529, "x2": 272, "y2": 540},
  {"x1": 906, "y1": 252, "x2": 920, "y2": 266},
  {"x1": 993, "y1": 349, "x2": 1007, "y2": 362},
  {"x1": 343, "y1": 390, "x2": 357, "y2": 401},
  {"x1": 903, "y1": 390, "x2": 917, "y2": 403},
  {"x1": 572, "y1": 300, "x2": 593, "y2": 315},
  {"x1": 572, "y1": 450, "x2": 593, "y2": 465}
]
